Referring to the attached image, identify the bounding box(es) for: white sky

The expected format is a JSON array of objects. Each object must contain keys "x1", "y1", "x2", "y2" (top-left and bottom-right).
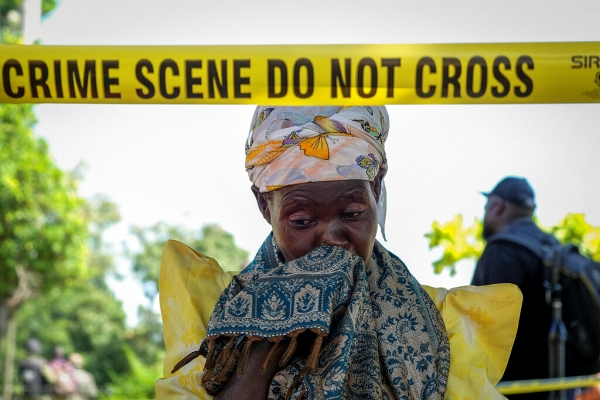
[{"x1": 27, "y1": 0, "x2": 600, "y2": 326}]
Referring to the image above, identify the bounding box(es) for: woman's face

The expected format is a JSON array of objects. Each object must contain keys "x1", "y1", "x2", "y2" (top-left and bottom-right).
[{"x1": 259, "y1": 180, "x2": 380, "y2": 265}]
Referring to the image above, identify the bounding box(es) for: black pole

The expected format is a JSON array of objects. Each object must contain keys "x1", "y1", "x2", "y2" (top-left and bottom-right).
[{"x1": 546, "y1": 247, "x2": 567, "y2": 400}]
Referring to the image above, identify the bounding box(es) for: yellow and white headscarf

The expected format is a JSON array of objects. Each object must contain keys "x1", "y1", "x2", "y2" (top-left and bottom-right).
[{"x1": 245, "y1": 106, "x2": 389, "y2": 237}]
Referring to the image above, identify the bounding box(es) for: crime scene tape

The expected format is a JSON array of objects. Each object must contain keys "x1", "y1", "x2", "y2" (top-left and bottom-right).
[
  {"x1": 1, "y1": 42, "x2": 600, "y2": 105},
  {"x1": 497, "y1": 375, "x2": 600, "y2": 395}
]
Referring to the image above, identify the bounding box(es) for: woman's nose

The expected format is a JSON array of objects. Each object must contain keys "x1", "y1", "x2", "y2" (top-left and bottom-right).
[{"x1": 319, "y1": 221, "x2": 348, "y2": 249}]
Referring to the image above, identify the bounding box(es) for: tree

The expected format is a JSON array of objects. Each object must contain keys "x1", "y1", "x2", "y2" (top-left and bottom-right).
[
  {"x1": 122, "y1": 223, "x2": 248, "y2": 396},
  {"x1": 127, "y1": 223, "x2": 249, "y2": 356},
  {"x1": 0, "y1": 103, "x2": 89, "y2": 319},
  {"x1": 129, "y1": 223, "x2": 249, "y2": 305},
  {"x1": 84, "y1": 193, "x2": 121, "y2": 288},
  {"x1": 1, "y1": 0, "x2": 57, "y2": 42},
  {"x1": 0, "y1": 0, "x2": 56, "y2": 17},
  {"x1": 1, "y1": 3, "x2": 89, "y2": 396},
  {"x1": 13, "y1": 194, "x2": 132, "y2": 391},
  {"x1": 425, "y1": 212, "x2": 600, "y2": 275},
  {"x1": 15, "y1": 283, "x2": 130, "y2": 388},
  {"x1": 103, "y1": 346, "x2": 163, "y2": 400},
  {"x1": 126, "y1": 305, "x2": 165, "y2": 367},
  {"x1": 0, "y1": 103, "x2": 90, "y2": 399},
  {"x1": 0, "y1": 104, "x2": 90, "y2": 303}
]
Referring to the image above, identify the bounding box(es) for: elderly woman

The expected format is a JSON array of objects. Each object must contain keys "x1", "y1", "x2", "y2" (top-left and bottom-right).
[{"x1": 156, "y1": 106, "x2": 521, "y2": 400}]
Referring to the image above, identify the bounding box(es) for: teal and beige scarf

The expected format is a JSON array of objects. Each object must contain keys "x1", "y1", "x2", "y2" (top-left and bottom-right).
[{"x1": 174, "y1": 234, "x2": 450, "y2": 399}]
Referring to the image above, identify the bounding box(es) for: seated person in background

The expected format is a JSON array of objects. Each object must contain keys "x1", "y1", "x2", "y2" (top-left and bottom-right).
[
  {"x1": 156, "y1": 106, "x2": 522, "y2": 400},
  {"x1": 69, "y1": 353, "x2": 99, "y2": 400}
]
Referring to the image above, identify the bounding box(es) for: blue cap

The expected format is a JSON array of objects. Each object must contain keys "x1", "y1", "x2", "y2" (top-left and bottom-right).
[{"x1": 483, "y1": 177, "x2": 536, "y2": 210}]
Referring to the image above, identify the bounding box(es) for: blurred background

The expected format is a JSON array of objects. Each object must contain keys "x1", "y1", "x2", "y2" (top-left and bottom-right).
[{"x1": 1, "y1": 0, "x2": 599, "y2": 398}]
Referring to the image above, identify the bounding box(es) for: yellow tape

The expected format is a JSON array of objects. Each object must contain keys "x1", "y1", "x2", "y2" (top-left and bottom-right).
[
  {"x1": 497, "y1": 375, "x2": 600, "y2": 395},
  {"x1": 1, "y1": 43, "x2": 600, "y2": 104}
]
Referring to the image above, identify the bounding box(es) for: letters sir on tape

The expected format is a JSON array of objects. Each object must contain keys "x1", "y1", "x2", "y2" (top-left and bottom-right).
[{"x1": 1, "y1": 42, "x2": 599, "y2": 105}]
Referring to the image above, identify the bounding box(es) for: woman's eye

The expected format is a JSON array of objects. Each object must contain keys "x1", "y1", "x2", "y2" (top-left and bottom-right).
[
  {"x1": 341, "y1": 210, "x2": 364, "y2": 220},
  {"x1": 290, "y1": 218, "x2": 314, "y2": 227}
]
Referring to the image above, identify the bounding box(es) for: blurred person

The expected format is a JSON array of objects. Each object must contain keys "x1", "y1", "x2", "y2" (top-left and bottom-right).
[
  {"x1": 18, "y1": 338, "x2": 56, "y2": 400},
  {"x1": 48, "y1": 347, "x2": 78, "y2": 399},
  {"x1": 472, "y1": 177, "x2": 553, "y2": 400},
  {"x1": 68, "y1": 353, "x2": 98, "y2": 400}
]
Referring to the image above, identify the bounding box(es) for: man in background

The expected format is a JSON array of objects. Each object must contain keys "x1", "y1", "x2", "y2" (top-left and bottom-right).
[
  {"x1": 18, "y1": 338, "x2": 55, "y2": 400},
  {"x1": 471, "y1": 176, "x2": 555, "y2": 399}
]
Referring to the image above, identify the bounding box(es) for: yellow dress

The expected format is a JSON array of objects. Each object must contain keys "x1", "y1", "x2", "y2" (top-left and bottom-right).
[{"x1": 155, "y1": 240, "x2": 522, "y2": 400}]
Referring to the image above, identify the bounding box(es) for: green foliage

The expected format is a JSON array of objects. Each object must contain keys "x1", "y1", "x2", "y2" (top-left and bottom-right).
[
  {"x1": 425, "y1": 212, "x2": 600, "y2": 274},
  {"x1": 0, "y1": 0, "x2": 20, "y2": 44},
  {"x1": 0, "y1": 0, "x2": 23, "y2": 15},
  {"x1": 551, "y1": 213, "x2": 600, "y2": 262},
  {"x1": 126, "y1": 305, "x2": 164, "y2": 367},
  {"x1": 196, "y1": 224, "x2": 249, "y2": 272},
  {"x1": 1, "y1": 0, "x2": 58, "y2": 41},
  {"x1": 41, "y1": 0, "x2": 56, "y2": 17},
  {"x1": 102, "y1": 346, "x2": 161, "y2": 400},
  {"x1": 0, "y1": 103, "x2": 89, "y2": 303},
  {"x1": 12, "y1": 193, "x2": 128, "y2": 389},
  {"x1": 15, "y1": 283, "x2": 130, "y2": 387},
  {"x1": 0, "y1": 0, "x2": 56, "y2": 17},
  {"x1": 84, "y1": 194, "x2": 122, "y2": 285},
  {"x1": 424, "y1": 214, "x2": 484, "y2": 276},
  {"x1": 129, "y1": 223, "x2": 249, "y2": 303},
  {"x1": 10, "y1": 187, "x2": 165, "y2": 396}
]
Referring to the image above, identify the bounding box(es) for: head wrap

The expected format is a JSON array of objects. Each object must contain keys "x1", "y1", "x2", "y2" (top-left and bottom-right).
[{"x1": 245, "y1": 106, "x2": 389, "y2": 238}]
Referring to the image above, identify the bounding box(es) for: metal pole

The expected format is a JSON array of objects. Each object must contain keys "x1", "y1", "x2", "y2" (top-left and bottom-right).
[{"x1": 547, "y1": 247, "x2": 567, "y2": 400}]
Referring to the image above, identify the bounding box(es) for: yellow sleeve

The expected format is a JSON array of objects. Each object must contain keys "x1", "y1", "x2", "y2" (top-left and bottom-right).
[
  {"x1": 423, "y1": 284, "x2": 523, "y2": 400},
  {"x1": 155, "y1": 240, "x2": 235, "y2": 400}
]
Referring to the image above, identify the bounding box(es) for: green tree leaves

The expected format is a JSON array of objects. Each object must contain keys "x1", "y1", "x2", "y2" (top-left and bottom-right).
[
  {"x1": 551, "y1": 213, "x2": 600, "y2": 261},
  {"x1": 15, "y1": 284, "x2": 129, "y2": 387},
  {"x1": 129, "y1": 222, "x2": 249, "y2": 304},
  {"x1": 425, "y1": 214, "x2": 483, "y2": 275},
  {"x1": 0, "y1": 103, "x2": 89, "y2": 307}
]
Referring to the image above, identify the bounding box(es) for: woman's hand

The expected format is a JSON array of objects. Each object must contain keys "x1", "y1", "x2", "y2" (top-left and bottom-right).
[{"x1": 214, "y1": 339, "x2": 286, "y2": 400}]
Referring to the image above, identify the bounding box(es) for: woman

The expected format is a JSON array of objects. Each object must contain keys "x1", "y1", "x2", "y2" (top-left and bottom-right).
[{"x1": 156, "y1": 106, "x2": 521, "y2": 400}]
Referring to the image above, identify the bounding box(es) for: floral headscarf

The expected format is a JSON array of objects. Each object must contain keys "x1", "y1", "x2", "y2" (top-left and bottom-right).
[{"x1": 245, "y1": 106, "x2": 389, "y2": 238}]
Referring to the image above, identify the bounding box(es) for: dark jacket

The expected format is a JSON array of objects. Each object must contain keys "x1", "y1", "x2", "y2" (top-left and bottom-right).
[
  {"x1": 19, "y1": 355, "x2": 53, "y2": 397},
  {"x1": 472, "y1": 219, "x2": 557, "y2": 400}
]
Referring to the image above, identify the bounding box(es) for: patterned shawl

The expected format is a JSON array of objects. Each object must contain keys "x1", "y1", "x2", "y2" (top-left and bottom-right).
[{"x1": 173, "y1": 234, "x2": 450, "y2": 399}]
